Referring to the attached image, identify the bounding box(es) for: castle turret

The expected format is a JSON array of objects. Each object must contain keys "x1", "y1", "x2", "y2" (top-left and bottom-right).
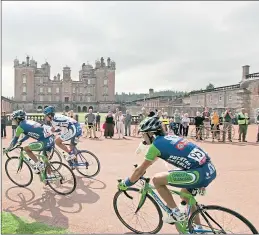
[
  {"x1": 14, "y1": 58, "x2": 19, "y2": 67},
  {"x1": 63, "y1": 66, "x2": 71, "y2": 81},
  {"x1": 107, "y1": 57, "x2": 111, "y2": 67},
  {"x1": 149, "y1": 88, "x2": 154, "y2": 97},
  {"x1": 242, "y1": 65, "x2": 250, "y2": 81},
  {"x1": 111, "y1": 60, "x2": 116, "y2": 70},
  {"x1": 95, "y1": 59, "x2": 101, "y2": 69},
  {"x1": 30, "y1": 57, "x2": 37, "y2": 68}
]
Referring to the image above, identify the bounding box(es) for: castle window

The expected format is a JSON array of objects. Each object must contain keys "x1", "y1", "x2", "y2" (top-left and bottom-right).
[
  {"x1": 87, "y1": 96, "x2": 91, "y2": 102},
  {"x1": 23, "y1": 86, "x2": 26, "y2": 93},
  {"x1": 219, "y1": 95, "x2": 222, "y2": 101},
  {"x1": 103, "y1": 87, "x2": 108, "y2": 94},
  {"x1": 229, "y1": 95, "x2": 232, "y2": 100},
  {"x1": 22, "y1": 95, "x2": 26, "y2": 101},
  {"x1": 40, "y1": 78, "x2": 43, "y2": 84},
  {"x1": 104, "y1": 79, "x2": 108, "y2": 85},
  {"x1": 73, "y1": 87, "x2": 76, "y2": 93},
  {"x1": 40, "y1": 96, "x2": 43, "y2": 101},
  {"x1": 22, "y1": 74, "x2": 26, "y2": 84},
  {"x1": 49, "y1": 95, "x2": 52, "y2": 101},
  {"x1": 40, "y1": 87, "x2": 43, "y2": 93},
  {"x1": 56, "y1": 87, "x2": 59, "y2": 93},
  {"x1": 48, "y1": 87, "x2": 51, "y2": 93}
]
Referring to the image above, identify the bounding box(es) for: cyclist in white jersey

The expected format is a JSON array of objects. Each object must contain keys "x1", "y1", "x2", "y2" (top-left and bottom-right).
[{"x1": 43, "y1": 106, "x2": 82, "y2": 161}]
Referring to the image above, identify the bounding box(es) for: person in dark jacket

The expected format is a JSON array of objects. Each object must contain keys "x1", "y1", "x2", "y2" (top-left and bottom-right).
[
  {"x1": 96, "y1": 112, "x2": 101, "y2": 131},
  {"x1": 194, "y1": 111, "x2": 205, "y2": 140},
  {"x1": 104, "y1": 111, "x2": 115, "y2": 138},
  {"x1": 1, "y1": 112, "x2": 7, "y2": 138}
]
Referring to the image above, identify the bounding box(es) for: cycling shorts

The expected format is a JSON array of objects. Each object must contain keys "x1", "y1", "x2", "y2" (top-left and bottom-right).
[
  {"x1": 167, "y1": 162, "x2": 216, "y2": 193},
  {"x1": 28, "y1": 135, "x2": 55, "y2": 152},
  {"x1": 60, "y1": 123, "x2": 82, "y2": 145}
]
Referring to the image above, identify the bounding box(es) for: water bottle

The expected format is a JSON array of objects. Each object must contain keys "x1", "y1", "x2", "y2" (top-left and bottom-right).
[{"x1": 178, "y1": 200, "x2": 187, "y2": 214}]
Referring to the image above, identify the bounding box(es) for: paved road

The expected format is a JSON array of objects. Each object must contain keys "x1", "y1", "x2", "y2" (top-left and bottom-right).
[{"x1": 2, "y1": 125, "x2": 259, "y2": 233}]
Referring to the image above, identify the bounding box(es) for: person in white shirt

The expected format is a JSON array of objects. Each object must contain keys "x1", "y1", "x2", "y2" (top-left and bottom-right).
[
  {"x1": 117, "y1": 111, "x2": 125, "y2": 139},
  {"x1": 181, "y1": 113, "x2": 190, "y2": 137}
]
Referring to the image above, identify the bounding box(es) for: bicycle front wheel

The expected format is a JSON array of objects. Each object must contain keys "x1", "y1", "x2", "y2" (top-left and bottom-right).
[
  {"x1": 5, "y1": 157, "x2": 33, "y2": 187},
  {"x1": 46, "y1": 161, "x2": 77, "y2": 196},
  {"x1": 113, "y1": 188, "x2": 163, "y2": 234},
  {"x1": 188, "y1": 205, "x2": 258, "y2": 234},
  {"x1": 75, "y1": 150, "x2": 100, "y2": 178}
]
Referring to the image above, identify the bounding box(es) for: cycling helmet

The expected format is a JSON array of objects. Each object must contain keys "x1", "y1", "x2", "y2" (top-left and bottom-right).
[
  {"x1": 43, "y1": 106, "x2": 55, "y2": 116},
  {"x1": 12, "y1": 110, "x2": 26, "y2": 120},
  {"x1": 139, "y1": 116, "x2": 163, "y2": 133}
]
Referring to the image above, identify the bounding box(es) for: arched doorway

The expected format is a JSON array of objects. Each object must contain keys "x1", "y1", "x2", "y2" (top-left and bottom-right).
[
  {"x1": 65, "y1": 106, "x2": 70, "y2": 112},
  {"x1": 82, "y1": 106, "x2": 87, "y2": 112},
  {"x1": 78, "y1": 106, "x2": 81, "y2": 113}
]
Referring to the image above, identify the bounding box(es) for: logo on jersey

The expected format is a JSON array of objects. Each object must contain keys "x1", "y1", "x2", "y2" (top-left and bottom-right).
[
  {"x1": 28, "y1": 132, "x2": 40, "y2": 139},
  {"x1": 176, "y1": 139, "x2": 189, "y2": 150},
  {"x1": 167, "y1": 155, "x2": 191, "y2": 169}
]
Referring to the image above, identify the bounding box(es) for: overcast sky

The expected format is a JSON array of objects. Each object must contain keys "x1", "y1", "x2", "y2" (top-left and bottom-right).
[{"x1": 2, "y1": 1, "x2": 259, "y2": 97}]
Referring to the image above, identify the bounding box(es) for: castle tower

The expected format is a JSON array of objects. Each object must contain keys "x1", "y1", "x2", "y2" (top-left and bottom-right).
[{"x1": 63, "y1": 66, "x2": 71, "y2": 81}]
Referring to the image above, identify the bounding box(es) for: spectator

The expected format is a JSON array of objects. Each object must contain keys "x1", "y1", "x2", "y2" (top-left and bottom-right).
[
  {"x1": 11, "y1": 118, "x2": 17, "y2": 137},
  {"x1": 238, "y1": 108, "x2": 249, "y2": 142},
  {"x1": 85, "y1": 109, "x2": 97, "y2": 139},
  {"x1": 169, "y1": 118, "x2": 175, "y2": 134},
  {"x1": 222, "y1": 107, "x2": 233, "y2": 142},
  {"x1": 181, "y1": 113, "x2": 190, "y2": 137},
  {"x1": 69, "y1": 110, "x2": 74, "y2": 118},
  {"x1": 104, "y1": 111, "x2": 115, "y2": 138},
  {"x1": 256, "y1": 110, "x2": 259, "y2": 143},
  {"x1": 173, "y1": 109, "x2": 181, "y2": 136},
  {"x1": 194, "y1": 111, "x2": 205, "y2": 140},
  {"x1": 211, "y1": 110, "x2": 220, "y2": 141},
  {"x1": 179, "y1": 111, "x2": 184, "y2": 135},
  {"x1": 117, "y1": 111, "x2": 125, "y2": 139},
  {"x1": 96, "y1": 112, "x2": 101, "y2": 131},
  {"x1": 161, "y1": 112, "x2": 169, "y2": 132},
  {"x1": 202, "y1": 107, "x2": 211, "y2": 139},
  {"x1": 124, "y1": 110, "x2": 132, "y2": 136},
  {"x1": 114, "y1": 108, "x2": 119, "y2": 133},
  {"x1": 1, "y1": 112, "x2": 7, "y2": 138}
]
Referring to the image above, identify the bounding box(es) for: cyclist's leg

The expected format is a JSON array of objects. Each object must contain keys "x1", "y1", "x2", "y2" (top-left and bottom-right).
[{"x1": 55, "y1": 127, "x2": 76, "y2": 154}]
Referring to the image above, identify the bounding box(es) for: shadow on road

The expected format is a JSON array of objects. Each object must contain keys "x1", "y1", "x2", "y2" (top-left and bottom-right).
[{"x1": 4, "y1": 177, "x2": 107, "y2": 229}]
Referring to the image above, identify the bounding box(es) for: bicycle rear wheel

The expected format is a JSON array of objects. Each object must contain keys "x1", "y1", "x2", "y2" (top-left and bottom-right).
[
  {"x1": 5, "y1": 157, "x2": 33, "y2": 187},
  {"x1": 188, "y1": 205, "x2": 258, "y2": 234},
  {"x1": 75, "y1": 150, "x2": 100, "y2": 177},
  {"x1": 113, "y1": 188, "x2": 163, "y2": 234},
  {"x1": 46, "y1": 161, "x2": 77, "y2": 195}
]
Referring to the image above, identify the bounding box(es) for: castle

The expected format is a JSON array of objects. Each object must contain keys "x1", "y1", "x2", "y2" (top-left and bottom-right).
[{"x1": 13, "y1": 56, "x2": 117, "y2": 112}]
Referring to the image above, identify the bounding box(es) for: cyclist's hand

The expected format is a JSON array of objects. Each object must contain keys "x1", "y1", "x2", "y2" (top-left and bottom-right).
[
  {"x1": 118, "y1": 180, "x2": 128, "y2": 191},
  {"x1": 16, "y1": 142, "x2": 22, "y2": 147}
]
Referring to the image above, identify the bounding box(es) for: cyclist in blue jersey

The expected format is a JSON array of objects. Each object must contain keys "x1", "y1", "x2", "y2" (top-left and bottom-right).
[
  {"x1": 43, "y1": 106, "x2": 82, "y2": 161},
  {"x1": 5, "y1": 110, "x2": 55, "y2": 174},
  {"x1": 118, "y1": 116, "x2": 217, "y2": 227}
]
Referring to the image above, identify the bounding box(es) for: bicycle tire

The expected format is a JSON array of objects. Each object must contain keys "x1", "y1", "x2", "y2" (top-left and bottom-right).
[
  {"x1": 5, "y1": 157, "x2": 33, "y2": 187},
  {"x1": 48, "y1": 148, "x2": 63, "y2": 163},
  {"x1": 75, "y1": 150, "x2": 101, "y2": 178},
  {"x1": 188, "y1": 205, "x2": 258, "y2": 234},
  {"x1": 46, "y1": 161, "x2": 77, "y2": 196},
  {"x1": 113, "y1": 188, "x2": 163, "y2": 234}
]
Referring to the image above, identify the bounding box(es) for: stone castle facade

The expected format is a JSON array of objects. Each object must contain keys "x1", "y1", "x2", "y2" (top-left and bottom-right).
[{"x1": 13, "y1": 56, "x2": 117, "y2": 112}]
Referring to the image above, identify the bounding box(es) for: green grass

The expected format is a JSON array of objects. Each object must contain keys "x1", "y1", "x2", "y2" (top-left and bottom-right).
[
  {"x1": 1, "y1": 212, "x2": 69, "y2": 234},
  {"x1": 27, "y1": 112, "x2": 107, "y2": 123}
]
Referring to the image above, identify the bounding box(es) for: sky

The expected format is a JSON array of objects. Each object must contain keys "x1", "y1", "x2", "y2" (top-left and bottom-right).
[{"x1": 2, "y1": 1, "x2": 259, "y2": 97}]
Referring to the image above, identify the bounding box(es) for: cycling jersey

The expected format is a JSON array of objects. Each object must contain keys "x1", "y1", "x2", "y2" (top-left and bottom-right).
[
  {"x1": 145, "y1": 135, "x2": 216, "y2": 191},
  {"x1": 9, "y1": 120, "x2": 53, "y2": 150},
  {"x1": 50, "y1": 114, "x2": 82, "y2": 142},
  {"x1": 146, "y1": 135, "x2": 210, "y2": 169}
]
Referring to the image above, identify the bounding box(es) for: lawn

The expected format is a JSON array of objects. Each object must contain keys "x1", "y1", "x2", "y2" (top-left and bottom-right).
[{"x1": 1, "y1": 212, "x2": 69, "y2": 234}]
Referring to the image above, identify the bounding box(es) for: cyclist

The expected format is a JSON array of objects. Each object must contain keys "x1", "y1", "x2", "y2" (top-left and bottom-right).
[
  {"x1": 5, "y1": 110, "x2": 54, "y2": 174},
  {"x1": 43, "y1": 106, "x2": 82, "y2": 161},
  {"x1": 118, "y1": 116, "x2": 217, "y2": 226}
]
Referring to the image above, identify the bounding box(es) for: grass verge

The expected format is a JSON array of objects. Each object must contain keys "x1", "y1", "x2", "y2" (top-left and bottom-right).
[{"x1": 1, "y1": 211, "x2": 69, "y2": 234}]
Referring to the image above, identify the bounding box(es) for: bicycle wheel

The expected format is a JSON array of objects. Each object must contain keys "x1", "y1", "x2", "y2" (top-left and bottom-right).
[
  {"x1": 113, "y1": 188, "x2": 163, "y2": 234},
  {"x1": 188, "y1": 205, "x2": 258, "y2": 234},
  {"x1": 5, "y1": 157, "x2": 33, "y2": 187},
  {"x1": 75, "y1": 150, "x2": 100, "y2": 178},
  {"x1": 48, "y1": 148, "x2": 62, "y2": 163},
  {"x1": 46, "y1": 161, "x2": 77, "y2": 196}
]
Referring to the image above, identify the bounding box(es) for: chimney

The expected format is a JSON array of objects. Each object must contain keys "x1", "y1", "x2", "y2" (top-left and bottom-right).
[
  {"x1": 149, "y1": 88, "x2": 154, "y2": 97},
  {"x1": 242, "y1": 65, "x2": 250, "y2": 81},
  {"x1": 26, "y1": 55, "x2": 30, "y2": 66}
]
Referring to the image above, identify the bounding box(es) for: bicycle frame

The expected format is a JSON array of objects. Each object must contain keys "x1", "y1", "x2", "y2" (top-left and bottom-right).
[{"x1": 132, "y1": 177, "x2": 213, "y2": 234}]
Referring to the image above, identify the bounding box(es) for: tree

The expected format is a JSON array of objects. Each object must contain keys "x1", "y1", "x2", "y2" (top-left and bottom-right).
[{"x1": 206, "y1": 83, "x2": 215, "y2": 90}]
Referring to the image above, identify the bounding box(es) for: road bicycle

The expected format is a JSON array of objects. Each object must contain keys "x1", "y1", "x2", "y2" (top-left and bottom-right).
[
  {"x1": 113, "y1": 164, "x2": 258, "y2": 234},
  {"x1": 47, "y1": 140, "x2": 101, "y2": 178},
  {"x1": 3, "y1": 146, "x2": 77, "y2": 196}
]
